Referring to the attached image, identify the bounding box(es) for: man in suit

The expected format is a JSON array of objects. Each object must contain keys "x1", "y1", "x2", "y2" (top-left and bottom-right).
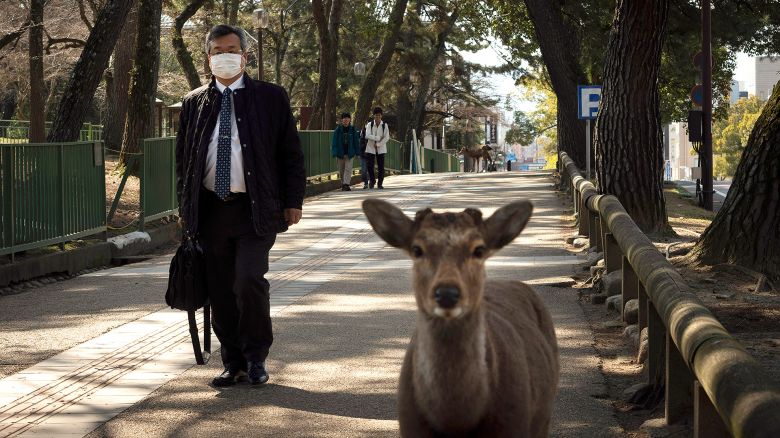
[{"x1": 175, "y1": 24, "x2": 305, "y2": 387}]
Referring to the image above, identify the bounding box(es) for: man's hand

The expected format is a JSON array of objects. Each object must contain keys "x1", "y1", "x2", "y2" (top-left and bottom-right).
[{"x1": 284, "y1": 208, "x2": 302, "y2": 226}]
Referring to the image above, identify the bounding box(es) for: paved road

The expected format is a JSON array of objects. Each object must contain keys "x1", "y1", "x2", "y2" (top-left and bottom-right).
[
  {"x1": 0, "y1": 171, "x2": 624, "y2": 437},
  {"x1": 674, "y1": 179, "x2": 731, "y2": 211}
]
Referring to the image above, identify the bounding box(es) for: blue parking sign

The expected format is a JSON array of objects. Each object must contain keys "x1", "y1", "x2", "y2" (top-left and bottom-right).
[{"x1": 578, "y1": 85, "x2": 602, "y2": 120}]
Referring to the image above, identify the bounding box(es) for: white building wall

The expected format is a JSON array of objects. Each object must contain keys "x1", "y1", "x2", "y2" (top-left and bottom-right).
[
  {"x1": 755, "y1": 56, "x2": 780, "y2": 101},
  {"x1": 667, "y1": 122, "x2": 698, "y2": 181}
]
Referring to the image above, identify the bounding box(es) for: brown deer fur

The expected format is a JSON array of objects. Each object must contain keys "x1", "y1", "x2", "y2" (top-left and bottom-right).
[
  {"x1": 458, "y1": 145, "x2": 493, "y2": 171},
  {"x1": 362, "y1": 199, "x2": 559, "y2": 437}
]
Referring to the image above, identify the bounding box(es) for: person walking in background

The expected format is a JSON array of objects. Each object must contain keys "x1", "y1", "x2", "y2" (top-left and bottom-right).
[
  {"x1": 175, "y1": 24, "x2": 305, "y2": 387},
  {"x1": 359, "y1": 124, "x2": 369, "y2": 189},
  {"x1": 331, "y1": 112, "x2": 359, "y2": 191},
  {"x1": 364, "y1": 107, "x2": 389, "y2": 189}
]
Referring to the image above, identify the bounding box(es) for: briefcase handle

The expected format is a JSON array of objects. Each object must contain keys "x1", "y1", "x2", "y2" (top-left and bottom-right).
[{"x1": 187, "y1": 304, "x2": 211, "y2": 365}]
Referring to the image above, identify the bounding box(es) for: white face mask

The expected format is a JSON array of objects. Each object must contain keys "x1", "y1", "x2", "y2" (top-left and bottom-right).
[{"x1": 210, "y1": 53, "x2": 244, "y2": 79}]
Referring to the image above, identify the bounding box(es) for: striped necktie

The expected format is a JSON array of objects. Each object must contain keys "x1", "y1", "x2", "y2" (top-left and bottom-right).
[{"x1": 214, "y1": 87, "x2": 232, "y2": 200}]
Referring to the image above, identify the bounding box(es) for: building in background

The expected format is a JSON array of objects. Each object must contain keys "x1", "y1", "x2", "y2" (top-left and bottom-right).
[
  {"x1": 755, "y1": 56, "x2": 780, "y2": 101},
  {"x1": 667, "y1": 122, "x2": 699, "y2": 181},
  {"x1": 730, "y1": 80, "x2": 741, "y2": 104}
]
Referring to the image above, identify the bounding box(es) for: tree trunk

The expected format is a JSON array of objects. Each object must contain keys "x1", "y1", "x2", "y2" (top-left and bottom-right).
[
  {"x1": 689, "y1": 83, "x2": 780, "y2": 283},
  {"x1": 228, "y1": 0, "x2": 239, "y2": 25},
  {"x1": 353, "y1": 0, "x2": 408, "y2": 130},
  {"x1": 104, "y1": 3, "x2": 138, "y2": 156},
  {"x1": 172, "y1": 0, "x2": 207, "y2": 90},
  {"x1": 523, "y1": 0, "x2": 588, "y2": 169},
  {"x1": 28, "y1": 0, "x2": 46, "y2": 142},
  {"x1": 119, "y1": 0, "x2": 162, "y2": 170},
  {"x1": 594, "y1": 0, "x2": 670, "y2": 233},
  {"x1": 308, "y1": 0, "x2": 342, "y2": 130},
  {"x1": 323, "y1": 0, "x2": 343, "y2": 129},
  {"x1": 47, "y1": 0, "x2": 135, "y2": 142},
  {"x1": 406, "y1": 9, "x2": 458, "y2": 145}
]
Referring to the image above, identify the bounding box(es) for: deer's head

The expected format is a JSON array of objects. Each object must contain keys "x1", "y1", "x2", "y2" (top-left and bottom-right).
[{"x1": 363, "y1": 200, "x2": 533, "y2": 320}]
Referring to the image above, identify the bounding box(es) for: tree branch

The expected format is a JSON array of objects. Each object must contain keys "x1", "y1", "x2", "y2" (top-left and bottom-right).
[
  {"x1": 0, "y1": 19, "x2": 30, "y2": 52},
  {"x1": 77, "y1": 0, "x2": 94, "y2": 31}
]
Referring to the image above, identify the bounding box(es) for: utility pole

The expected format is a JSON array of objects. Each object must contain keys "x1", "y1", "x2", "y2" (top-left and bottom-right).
[{"x1": 701, "y1": 0, "x2": 714, "y2": 210}]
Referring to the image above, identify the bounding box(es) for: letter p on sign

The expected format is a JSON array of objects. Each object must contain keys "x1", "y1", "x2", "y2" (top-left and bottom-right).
[{"x1": 578, "y1": 85, "x2": 602, "y2": 120}]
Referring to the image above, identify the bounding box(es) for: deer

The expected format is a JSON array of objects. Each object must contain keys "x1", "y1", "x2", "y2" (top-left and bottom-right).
[
  {"x1": 362, "y1": 199, "x2": 559, "y2": 437},
  {"x1": 458, "y1": 145, "x2": 493, "y2": 172}
]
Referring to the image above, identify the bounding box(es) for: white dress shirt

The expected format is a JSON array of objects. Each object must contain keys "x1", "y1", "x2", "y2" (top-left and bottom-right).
[{"x1": 203, "y1": 76, "x2": 246, "y2": 193}]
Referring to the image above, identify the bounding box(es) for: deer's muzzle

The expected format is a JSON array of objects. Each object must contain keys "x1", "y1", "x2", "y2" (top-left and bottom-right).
[{"x1": 434, "y1": 286, "x2": 460, "y2": 309}]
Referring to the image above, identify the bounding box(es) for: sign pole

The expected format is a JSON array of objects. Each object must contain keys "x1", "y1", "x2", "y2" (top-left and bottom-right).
[
  {"x1": 701, "y1": 0, "x2": 714, "y2": 211},
  {"x1": 586, "y1": 119, "x2": 591, "y2": 180}
]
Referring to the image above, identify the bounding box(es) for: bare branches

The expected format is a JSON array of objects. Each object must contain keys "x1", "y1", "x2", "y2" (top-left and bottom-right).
[
  {"x1": 77, "y1": 0, "x2": 94, "y2": 30},
  {"x1": 0, "y1": 20, "x2": 31, "y2": 52},
  {"x1": 42, "y1": 27, "x2": 86, "y2": 53}
]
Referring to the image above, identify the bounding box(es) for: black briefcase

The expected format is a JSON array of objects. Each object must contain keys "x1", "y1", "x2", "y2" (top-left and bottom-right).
[{"x1": 166, "y1": 233, "x2": 211, "y2": 364}]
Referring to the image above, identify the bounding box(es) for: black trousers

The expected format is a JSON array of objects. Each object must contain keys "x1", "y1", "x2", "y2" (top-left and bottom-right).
[
  {"x1": 199, "y1": 189, "x2": 276, "y2": 372},
  {"x1": 365, "y1": 153, "x2": 385, "y2": 187}
]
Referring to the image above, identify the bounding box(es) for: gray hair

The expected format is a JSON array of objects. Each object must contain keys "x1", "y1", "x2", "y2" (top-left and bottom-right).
[{"x1": 204, "y1": 24, "x2": 247, "y2": 54}]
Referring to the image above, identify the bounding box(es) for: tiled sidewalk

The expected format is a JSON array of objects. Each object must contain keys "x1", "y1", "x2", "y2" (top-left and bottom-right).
[{"x1": 0, "y1": 182, "x2": 447, "y2": 437}]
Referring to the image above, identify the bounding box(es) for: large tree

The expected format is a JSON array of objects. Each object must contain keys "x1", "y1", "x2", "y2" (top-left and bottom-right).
[
  {"x1": 352, "y1": 0, "x2": 409, "y2": 129},
  {"x1": 119, "y1": 0, "x2": 163, "y2": 168},
  {"x1": 689, "y1": 83, "x2": 780, "y2": 285},
  {"x1": 104, "y1": 4, "x2": 138, "y2": 157},
  {"x1": 47, "y1": 0, "x2": 135, "y2": 142},
  {"x1": 307, "y1": 0, "x2": 344, "y2": 129},
  {"x1": 28, "y1": 0, "x2": 45, "y2": 142},
  {"x1": 594, "y1": 0, "x2": 670, "y2": 233},
  {"x1": 172, "y1": 0, "x2": 207, "y2": 91}
]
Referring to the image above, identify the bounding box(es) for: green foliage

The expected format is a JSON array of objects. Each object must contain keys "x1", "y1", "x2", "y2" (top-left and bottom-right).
[
  {"x1": 485, "y1": 0, "x2": 780, "y2": 126},
  {"x1": 504, "y1": 75, "x2": 557, "y2": 147},
  {"x1": 713, "y1": 95, "x2": 764, "y2": 178}
]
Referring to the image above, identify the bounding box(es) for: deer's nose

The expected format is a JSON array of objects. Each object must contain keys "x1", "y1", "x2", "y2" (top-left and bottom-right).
[{"x1": 435, "y1": 286, "x2": 460, "y2": 309}]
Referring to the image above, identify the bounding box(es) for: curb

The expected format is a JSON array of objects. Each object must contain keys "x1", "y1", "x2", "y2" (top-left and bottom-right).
[{"x1": 0, "y1": 243, "x2": 112, "y2": 288}]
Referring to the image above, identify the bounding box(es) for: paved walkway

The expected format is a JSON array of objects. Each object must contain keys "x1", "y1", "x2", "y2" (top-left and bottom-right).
[{"x1": 0, "y1": 171, "x2": 624, "y2": 437}]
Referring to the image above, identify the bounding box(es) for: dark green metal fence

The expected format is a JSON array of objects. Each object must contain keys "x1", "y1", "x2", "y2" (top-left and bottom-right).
[
  {"x1": 0, "y1": 120, "x2": 103, "y2": 144},
  {"x1": 421, "y1": 147, "x2": 459, "y2": 173},
  {"x1": 139, "y1": 137, "x2": 177, "y2": 230},
  {"x1": 0, "y1": 141, "x2": 106, "y2": 259}
]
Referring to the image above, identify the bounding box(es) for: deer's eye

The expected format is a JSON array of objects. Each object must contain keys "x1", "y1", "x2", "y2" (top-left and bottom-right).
[
  {"x1": 411, "y1": 245, "x2": 424, "y2": 258},
  {"x1": 472, "y1": 246, "x2": 486, "y2": 258}
]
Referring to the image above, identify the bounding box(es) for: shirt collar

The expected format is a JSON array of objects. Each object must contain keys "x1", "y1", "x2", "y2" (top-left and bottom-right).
[{"x1": 214, "y1": 75, "x2": 245, "y2": 93}]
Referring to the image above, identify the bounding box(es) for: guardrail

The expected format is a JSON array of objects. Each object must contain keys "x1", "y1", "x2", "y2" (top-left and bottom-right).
[
  {"x1": 559, "y1": 151, "x2": 780, "y2": 438},
  {"x1": 298, "y1": 132, "x2": 458, "y2": 179},
  {"x1": 0, "y1": 141, "x2": 106, "y2": 261},
  {"x1": 0, "y1": 120, "x2": 103, "y2": 144}
]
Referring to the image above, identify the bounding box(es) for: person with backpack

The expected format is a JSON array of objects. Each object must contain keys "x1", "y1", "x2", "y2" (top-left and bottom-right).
[
  {"x1": 359, "y1": 124, "x2": 369, "y2": 189},
  {"x1": 363, "y1": 107, "x2": 390, "y2": 189},
  {"x1": 331, "y1": 112, "x2": 360, "y2": 191}
]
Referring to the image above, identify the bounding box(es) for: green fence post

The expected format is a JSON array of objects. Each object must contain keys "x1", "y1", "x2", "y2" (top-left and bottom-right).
[
  {"x1": 58, "y1": 144, "x2": 65, "y2": 251},
  {"x1": 2, "y1": 147, "x2": 14, "y2": 261},
  {"x1": 139, "y1": 142, "x2": 146, "y2": 232}
]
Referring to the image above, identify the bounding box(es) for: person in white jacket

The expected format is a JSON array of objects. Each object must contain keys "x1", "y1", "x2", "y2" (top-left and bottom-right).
[{"x1": 363, "y1": 107, "x2": 390, "y2": 189}]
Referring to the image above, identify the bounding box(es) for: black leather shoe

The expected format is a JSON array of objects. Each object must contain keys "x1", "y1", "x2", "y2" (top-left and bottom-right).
[
  {"x1": 212, "y1": 368, "x2": 247, "y2": 387},
  {"x1": 247, "y1": 361, "x2": 269, "y2": 385}
]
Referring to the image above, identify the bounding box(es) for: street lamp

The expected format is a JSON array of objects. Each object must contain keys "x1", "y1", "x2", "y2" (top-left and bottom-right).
[
  {"x1": 253, "y1": 8, "x2": 269, "y2": 81},
  {"x1": 354, "y1": 61, "x2": 366, "y2": 76}
]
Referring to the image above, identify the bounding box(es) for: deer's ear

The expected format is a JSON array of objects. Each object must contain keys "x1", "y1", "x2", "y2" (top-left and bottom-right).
[
  {"x1": 363, "y1": 199, "x2": 414, "y2": 249},
  {"x1": 483, "y1": 201, "x2": 533, "y2": 250}
]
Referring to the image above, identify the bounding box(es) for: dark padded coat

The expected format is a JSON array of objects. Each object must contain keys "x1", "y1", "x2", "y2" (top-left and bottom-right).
[{"x1": 175, "y1": 74, "x2": 305, "y2": 236}]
